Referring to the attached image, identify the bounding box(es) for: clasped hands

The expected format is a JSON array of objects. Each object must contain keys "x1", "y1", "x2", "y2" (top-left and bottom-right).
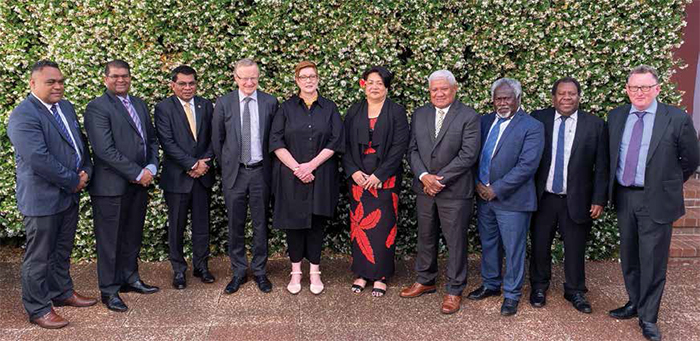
[
  {"x1": 476, "y1": 182, "x2": 496, "y2": 201},
  {"x1": 188, "y1": 158, "x2": 211, "y2": 178},
  {"x1": 421, "y1": 174, "x2": 445, "y2": 196},
  {"x1": 352, "y1": 171, "x2": 382, "y2": 190},
  {"x1": 73, "y1": 170, "x2": 89, "y2": 193},
  {"x1": 294, "y1": 162, "x2": 316, "y2": 184}
]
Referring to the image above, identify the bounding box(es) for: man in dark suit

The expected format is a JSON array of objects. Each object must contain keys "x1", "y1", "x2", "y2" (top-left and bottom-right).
[
  {"x1": 84, "y1": 60, "x2": 160, "y2": 312},
  {"x1": 155, "y1": 65, "x2": 215, "y2": 290},
  {"x1": 467, "y1": 78, "x2": 544, "y2": 316},
  {"x1": 400, "y1": 70, "x2": 481, "y2": 314},
  {"x1": 607, "y1": 65, "x2": 699, "y2": 341},
  {"x1": 212, "y1": 58, "x2": 278, "y2": 294},
  {"x1": 529, "y1": 77, "x2": 609, "y2": 313},
  {"x1": 8, "y1": 60, "x2": 97, "y2": 329}
]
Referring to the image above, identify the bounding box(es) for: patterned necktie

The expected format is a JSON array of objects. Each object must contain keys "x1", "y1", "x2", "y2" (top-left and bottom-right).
[
  {"x1": 50, "y1": 104, "x2": 80, "y2": 170},
  {"x1": 435, "y1": 109, "x2": 446, "y2": 138},
  {"x1": 241, "y1": 97, "x2": 252, "y2": 164},
  {"x1": 552, "y1": 116, "x2": 568, "y2": 193},
  {"x1": 478, "y1": 117, "x2": 507, "y2": 184},
  {"x1": 621, "y1": 111, "x2": 648, "y2": 186},
  {"x1": 183, "y1": 102, "x2": 196, "y2": 141}
]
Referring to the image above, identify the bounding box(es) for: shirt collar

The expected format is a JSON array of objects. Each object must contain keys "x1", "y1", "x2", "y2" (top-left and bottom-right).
[
  {"x1": 435, "y1": 104, "x2": 451, "y2": 114},
  {"x1": 630, "y1": 99, "x2": 657, "y2": 115},
  {"x1": 177, "y1": 96, "x2": 195, "y2": 108},
  {"x1": 238, "y1": 89, "x2": 258, "y2": 102},
  {"x1": 495, "y1": 106, "x2": 521, "y2": 120},
  {"x1": 31, "y1": 93, "x2": 55, "y2": 111},
  {"x1": 297, "y1": 94, "x2": 324, "y2": 108},
  {"x1": 555, "y1": 110, "x2": 578, "y2": 121},
  {"x1": 116, "y1": 94, "x2": 131, "y2": 103}
]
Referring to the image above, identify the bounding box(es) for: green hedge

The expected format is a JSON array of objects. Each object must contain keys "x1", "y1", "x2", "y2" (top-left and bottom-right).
[{"x1": 0, "y1": 0, "x2": 690, "y2": 261}]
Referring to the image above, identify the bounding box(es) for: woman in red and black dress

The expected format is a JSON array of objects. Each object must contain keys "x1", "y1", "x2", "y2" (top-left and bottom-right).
[{"x1": 342, "y1": 66, "x2": 409, "y2": 297}]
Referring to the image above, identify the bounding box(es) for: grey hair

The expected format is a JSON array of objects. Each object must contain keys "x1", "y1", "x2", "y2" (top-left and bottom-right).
[
  {"x1": 234, "y1": 58, "x2": 258, "y2": 74},
  {"x1": 627, "y1": 64, "x2": 659, "y2": 83},
  {"x1": 490, "y1": 78, "x2": 522, "y2": 99},
  {"x1": 428, "y1": 70, "x2": 457, "y2": 86}
]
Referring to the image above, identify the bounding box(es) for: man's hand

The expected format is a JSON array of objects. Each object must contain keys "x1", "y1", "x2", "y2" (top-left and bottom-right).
[
  {"x1": 590, "y1": 204, "x2": 604, "y2": 219},
  {"x1": 476, "y1": 183, "x2": 496, "y2": 201},
  {"x1": 74, "y1": 170, "x2": 89, "y2": 192},
  {"x1": 421, "y1": 174, "x2": 445, "y2": 196},
  {"x1": 188, "y1": 159, "x2": 211, "y2": 178},
  {"x1": 138, "y1": 168, "x2": 153, "y2": 187},
  {"x1": 363, "y1": 174, "x2": 382, "y2": 190},
  {"x1": 352, "y1": 171, "x2": 368, "y2": 186}
]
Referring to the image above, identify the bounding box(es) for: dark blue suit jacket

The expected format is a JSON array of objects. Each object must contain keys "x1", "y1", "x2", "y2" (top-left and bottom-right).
[
  {"x1": 478, "y1": 109, "x2": 544, "y2": 212},
  {"x1": 7, "y1": 95, "x2": 93, "y2": 216}
]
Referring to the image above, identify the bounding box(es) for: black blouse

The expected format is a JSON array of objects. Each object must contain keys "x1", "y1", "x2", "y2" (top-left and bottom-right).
[{"x1": 269, "y1": 94, "x2": 344, "y2": 229}]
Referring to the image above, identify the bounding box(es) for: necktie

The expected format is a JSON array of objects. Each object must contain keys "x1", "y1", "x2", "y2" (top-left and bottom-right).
[
  {"x1": 241, "y1": 97, "x2": 252, "y2": 164},
  {"x1": 552, "y1": 116, "x2": 568, "y2": 193},
  {"x1": 478, "y1": 117, "x2": 507, "y2": 184},
  {"x1": 435, "y1": 109, "x2": 446, "y2": 138},
  {"x1": 183, "y1": 102, "x2": 196, "y2": 140},
  {"x1": 621, "y1": 111, "x2": 648, "y2": 186},
  {"x1": 50, "y1": 104, "x2": 80, "y2": 170},
  {"x1": 120, "y1": 97, "x2": 146, "y2": 157}
]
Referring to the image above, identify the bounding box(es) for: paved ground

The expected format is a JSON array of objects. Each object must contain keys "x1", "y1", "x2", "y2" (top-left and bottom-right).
[{"x1": 0, "y1": 252, "x2": 699, "y2": 341}]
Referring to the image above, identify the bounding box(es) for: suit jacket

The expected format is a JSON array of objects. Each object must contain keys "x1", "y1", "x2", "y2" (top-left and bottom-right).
[
  {"x1": 84, "y1": 91, "x2": 159, "y2": 196},
  {"x1": 532, "y1": 108, "x2": 609, "y2": 223},
  {"x1": 154, "y1": 95, "x2": 215, "y2": 193},
  {"x1": 211, "y1": 89, "x2": 279, "y2": 189},
  {"x1": 478, "y1": 109, "x2": 544, "y2": 212},
  {"x1": 7, "y1": 95, "x2": 93, "y2": 216},
  {"x1": 608, "y1": 102, "x2": 700, "y2": 224},
  {"x1": 409, "y1": 100, "x2": 481, "y2": 199}
]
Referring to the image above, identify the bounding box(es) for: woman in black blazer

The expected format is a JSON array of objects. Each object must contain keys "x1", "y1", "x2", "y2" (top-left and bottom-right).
[{"x1": 342, "y1": 66, "x2": 409, "y2": 297}]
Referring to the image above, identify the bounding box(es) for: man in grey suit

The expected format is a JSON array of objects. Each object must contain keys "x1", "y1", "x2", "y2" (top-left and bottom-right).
[
  {"x1": 607, "y1": 65, "x2": 699, "y2": 341},
  {"x1": 8, "y1": 60, "x2": 96, "y2": 329},
  {"x1": 84, "y1": 60, "x2": 160, "y2": 312},
  {"x1": 155, "y1": 65, "x2": 216, "y2": 289},
  {"x1": 212, "y1": 58, "x2": 278, "y2": 294},
  {"x1": 400, "y1": 70, "x2": 481, "y2": 315}
]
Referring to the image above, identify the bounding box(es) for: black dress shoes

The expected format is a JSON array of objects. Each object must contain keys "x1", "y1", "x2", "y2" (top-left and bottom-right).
[
  {"x1": 224, "y1": 276, "x2": 247, "y2": 294},
  {"x1": 530, "y1": 289, "x2": 546, "y2": 308},
  {"x1": 609, "y1": 301, "x2": 638, "y2": 319},
  {"x1": 467, "y1": 285, "x2": 501, "y2": 300},
  {"x1": 173, "y1": 272, "x2": 186, "y2": 290},
  {"x1": 255, "y1": 275, "x2": 273, "y2": 293},
  {"x1": 640, "y1": 321, "x2": 662, "y2": 341},
  {"x1": 101, "y1": 293, "x2": 128, "y2": 312},
  {"x1": 120, "y1": 280, "x2": 160, "y2": 294},
  {"x1": 193, "y1": 268, "x2": 215, "y2": 283},
  {"x1": 564, "y1": 292, "x2": 592, "y2": 314},
  {"x1": 500, "y1": 298, "x2": 519, "y2": 316}
]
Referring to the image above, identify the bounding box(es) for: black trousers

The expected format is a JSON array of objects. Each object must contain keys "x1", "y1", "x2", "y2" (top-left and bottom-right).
[
  {"x1": 164, "y1": 180, "x2": 212, "y2": 274},
  {"x1": 529, "y1": 193, "x2": 591, "y2": 295},
  {"x1": 616, "y1": 186, "x2": 673, "y2": 323},
  {"x1": 285, "y1": 215, "x2": 326, "y2": 264},
  {"x1": 92, "y1": 184, "x2": 149, "y2": 295},
  {"x1": 223, "y1": 166, "x2": 269, "y2": 278},
  {"x1": 21, "y1": 203, "x2": 78, "y2": 320},
  {"x1": 415, "y1": 195, "x2": 472, "y2": 296}
]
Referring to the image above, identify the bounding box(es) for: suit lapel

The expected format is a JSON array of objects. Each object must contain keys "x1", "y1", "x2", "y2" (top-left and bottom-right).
[
  {"x1": 231, "y1": 91, "x2": 242, "y2": 149},
  {"x1": 433, "y1": 103, "x2": 459, "y2": 147},
  {"x1": 542, "y1": 109, "x2": 555, "y2": 175},
  {"x1": 426, "y1": 105, "x2": 436, "y2": 144},
  {"x1": 29, "y1": 96, "x2": 74, "y2": 146},
  {"x1": 58, "y1": 101, "x2": 84, "y2": 151},
  {"x1": 646, "y1": 103, "x2": 670, "y2": 165},
  {"x1": 257, "y1": 92, "x2": 267, "y2": 143},
  {"x1": 173, "y1": 96, "x2": 196, "y2": 142},
  {"x1": 107, "y1": 92, "x2": 142, "y2": 137},
  {"x1": 569, "y1": 111, "x2": 584, "y2": 159},
  {"x1": 194, "y1": 96, "x2": 204, "y2": 140},
  {"x1": 492, "y1": 110, "x2": 524, "y2": 158},
  {"x1": 610, "y1": 105, "x2": 630, "y2": 165}
]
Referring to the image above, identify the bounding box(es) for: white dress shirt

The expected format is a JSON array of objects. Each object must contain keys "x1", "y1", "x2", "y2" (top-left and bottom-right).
[
  {"x1": 418, "y1": 104, "x2": 453, "y2": 181},
  {"x1": 238, "y1": 89, "x2": 263, "y2": 164},
  {"x1": 545, "y1": 110, "x2": 578, "y2": 194},
  {"x1": 177, "y1": 97, "x2": 197, "y2": 129}
]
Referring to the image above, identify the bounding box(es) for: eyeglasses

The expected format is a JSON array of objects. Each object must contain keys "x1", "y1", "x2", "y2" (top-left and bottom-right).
[
  {"x1": 627, "y1": 84, "x2": 658, "y2": 93},
  {"x1": 107, "y1": 74, "x2": 130, "y2": 80},
  {"x1": 175, "y1": 81, "x2": 197, "y2": 87},
  {"x1": 235, "y1": 74, "x2": 259, "y2": 83},
  {"x1": 297, "y1": 75, "x2": 318, "y2": 81}
]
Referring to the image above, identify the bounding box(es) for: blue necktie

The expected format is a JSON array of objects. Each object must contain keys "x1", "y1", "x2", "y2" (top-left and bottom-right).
[
  {"x1": 478, "y1": 117, "x2": 507, "y2": 184},
  {"x1": 51, "y1": 104, "x2": 80, "y2": 170},
  {"x1": 552, "y1": 116, "x2": 568, "y2": 194}
]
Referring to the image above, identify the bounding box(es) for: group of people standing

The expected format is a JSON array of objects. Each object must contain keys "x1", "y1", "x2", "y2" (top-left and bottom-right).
[{"x1": 9, "y1": 58, "x2": 698, "y2": 341}]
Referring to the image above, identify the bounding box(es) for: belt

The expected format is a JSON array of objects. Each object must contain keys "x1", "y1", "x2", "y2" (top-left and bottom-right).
[
  {"x1": 240, "y1": 161, "x2": 263, "y2": 169},
  {"x1": 619, "y1": 184, "x2": 644, "y2": 191},
  {"x1": 544, "y1": 191, "x2": 566, "y2": 198}
]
